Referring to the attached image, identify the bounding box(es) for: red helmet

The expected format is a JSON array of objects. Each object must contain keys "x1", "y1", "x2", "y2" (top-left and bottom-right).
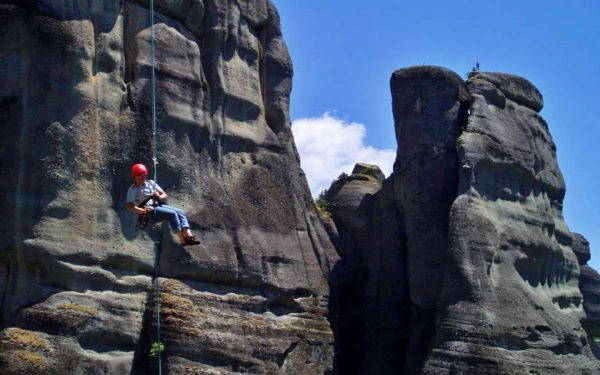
[{"x1": 131, "y1": 163, "x2": 148, "y2": 177}]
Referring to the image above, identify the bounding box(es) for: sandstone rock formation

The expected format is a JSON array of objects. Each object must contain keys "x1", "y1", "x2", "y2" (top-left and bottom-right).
[
  {"x1": 325, "y1": 164, "x2": 406, "y2": 374},
  {"x1": 424, "y1": 69, "x2": 596, "y2": 374},
  {"x1": 326, "y1": 164, "x2": 384, "y2": 244},
  {"x1": 0, "y1": 1, "x2": 338, "y2": 374},
  {"x1": 573, "y1": 233, "x2": 600, "y2": 341},
  {"x1": 325, "y1": 67, "x2": 600, "y2": 374},
  {"x1": 2, "y1": 1, "x2": 599, "y2": 373}
]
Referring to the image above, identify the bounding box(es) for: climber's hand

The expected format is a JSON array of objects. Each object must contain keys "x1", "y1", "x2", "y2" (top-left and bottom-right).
[{"x1": 145, "y1": 206, "x2": 154, "y2": 213}]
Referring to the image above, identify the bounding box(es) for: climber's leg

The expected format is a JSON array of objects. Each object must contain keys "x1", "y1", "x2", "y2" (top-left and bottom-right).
[{"x1": 152, "y1": 205, "x2": 182, "y2": 232}]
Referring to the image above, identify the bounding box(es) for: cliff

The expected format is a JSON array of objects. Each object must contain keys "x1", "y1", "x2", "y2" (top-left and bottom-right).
[
  {"x1": 326, "y1": 67, "x2": 600, "y2": 374},
  {"x1": 573, "y1": 233, "x2": 600, "y2": 342},
  {"x1": 0, "y1": 1, "x2": 338, "y2": 373},
  {"x1": 1, "y1": 2, "x2": 599, "y2": 374}
]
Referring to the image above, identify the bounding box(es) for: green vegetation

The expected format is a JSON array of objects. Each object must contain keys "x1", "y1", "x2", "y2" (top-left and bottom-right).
[
  {"x1": 150, "y1": 341, "x2": 165, "y2": 358},
  {"x1": 314, "y1": 172, "x2": 350, "y2": 220},
  {"x1": 315, "y1": 189, "x2": 332, "y2": 220}
]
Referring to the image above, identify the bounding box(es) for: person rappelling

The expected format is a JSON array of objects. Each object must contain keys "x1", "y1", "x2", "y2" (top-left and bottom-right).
[{"x1": 126, "y1": 163, "x2": 200, "y2": 246}]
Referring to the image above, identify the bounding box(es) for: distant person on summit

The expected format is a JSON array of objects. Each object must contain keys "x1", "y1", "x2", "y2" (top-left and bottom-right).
[{"x1": 126, "y1": 163, "x2": 200, "y2": 246}]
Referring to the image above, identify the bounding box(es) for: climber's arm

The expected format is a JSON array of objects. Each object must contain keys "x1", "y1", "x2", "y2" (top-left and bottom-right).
[
  {"x1": 127, "y1": 202, "x2": 152, "y2": 215},
  {"x1": 152, "y1": 191, "x2": 167, "y2": 201}
]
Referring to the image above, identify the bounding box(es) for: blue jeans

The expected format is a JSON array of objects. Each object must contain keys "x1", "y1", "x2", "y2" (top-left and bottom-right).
[{"x1": 152, "y1": 204, "x2": 190, "y2": 232}]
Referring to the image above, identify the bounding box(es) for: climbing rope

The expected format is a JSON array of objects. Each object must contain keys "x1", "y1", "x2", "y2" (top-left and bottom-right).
[{"x1": 150, "y1": 0, "x2": 163, "y2": 373}]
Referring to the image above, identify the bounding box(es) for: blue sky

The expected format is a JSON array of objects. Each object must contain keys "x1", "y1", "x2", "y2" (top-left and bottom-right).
[{"x1": 272, "y1": 0, "x2": 600, "y2": 270}]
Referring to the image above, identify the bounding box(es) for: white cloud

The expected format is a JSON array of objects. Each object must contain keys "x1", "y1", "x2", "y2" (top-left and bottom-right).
[{"x1": 291, "y1": 112, "x2": 396, "y2": 196}]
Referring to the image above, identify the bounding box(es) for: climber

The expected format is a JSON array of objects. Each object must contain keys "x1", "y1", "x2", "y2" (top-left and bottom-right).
[{"x1": 126, "y1": 163, "x2": 200, "y2": 246}]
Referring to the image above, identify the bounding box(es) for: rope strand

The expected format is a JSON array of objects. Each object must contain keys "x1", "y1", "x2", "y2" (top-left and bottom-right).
[
  {"x1": 150, "y1": 0, "x2": 162, "y2": 374},
  {"x1": 151, "y1": 0, "x2": 158, "y2": 183}
]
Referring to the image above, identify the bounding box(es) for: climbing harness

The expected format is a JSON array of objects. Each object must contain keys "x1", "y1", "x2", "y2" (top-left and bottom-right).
[
  {"x1": 135, "y1": 196, "x2": 153, "y2": 232},
  {"x1": 149, "y1": 0, "x2": 163, "y2": 373},
  {"x1": 134, "y1": 181, "x2": 162, "y2": 232}
]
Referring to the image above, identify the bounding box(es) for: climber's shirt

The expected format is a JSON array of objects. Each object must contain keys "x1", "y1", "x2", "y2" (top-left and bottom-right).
[{"x1": 126, "y1": 180, "x2": 164, "y2": 207}]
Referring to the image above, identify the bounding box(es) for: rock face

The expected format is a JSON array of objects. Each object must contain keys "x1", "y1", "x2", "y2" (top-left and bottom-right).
[
  {"x1": 0, "y1": 1, "x2": 338, "y2": 374},
  {"x1": 325, "y1": 164, "x2": 406, "y2": 374},
  {"x1": 424, "y1": 70, "x2": 596, "y2": 374},
  {"x1": 573, "y1": 233, "x2": 600, "y2": 340},
  {"x1": 2, "y1": 2, "x2": 598, "y2": 372},
  {"x1": 390, "y1": 67, "x2": 465, "y2": 374},
  {"x1": 326, "y1": 164, "x2": 384, "y2": 245},
  {"x1": 325, "y1": 67, "x2": 600, "y2": 374}
]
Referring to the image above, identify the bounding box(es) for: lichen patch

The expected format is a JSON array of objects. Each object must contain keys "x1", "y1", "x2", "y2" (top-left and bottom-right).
[
  {"x1": 2, "y1": 328, "x2": 48, "y2": 350},
  {"x1": 57, "y1": 302, "x2": 98, "y2": 316}
]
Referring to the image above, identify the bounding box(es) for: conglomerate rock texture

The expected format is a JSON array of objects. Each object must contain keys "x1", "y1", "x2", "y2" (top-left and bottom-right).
[
  {"x1": 573, "y1": 233, "x2": 600, "y2": 340},
  {"x1": 2, "y1": 2, "x2": 599, "y2": 373},
  {"x1": 325, "y1": 67, "x2": 600, "y2": 374},
  {"x1": 325, "y1": 163, "x2": 406, "y2": 374},
  {"x1": 0, "y1": 1, "x2": 338, "y2": 374},
  {"x1": 424, "y1": 70, "x2": 596, "y2": 374}
]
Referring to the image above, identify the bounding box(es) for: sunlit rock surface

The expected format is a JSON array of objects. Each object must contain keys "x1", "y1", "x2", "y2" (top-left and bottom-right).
[
  {"x1": 422, "y1": 69, "x2": 598, "y2": 374},
  {"x1": 0, "y1": 1, "x2": 337, "y2": 373},
  {"x1": 2, "y1": 2, "x2": 598, "y2": 372},
  {"x1": 325, "y1": 67, "x2": 600, "y2": 374}
]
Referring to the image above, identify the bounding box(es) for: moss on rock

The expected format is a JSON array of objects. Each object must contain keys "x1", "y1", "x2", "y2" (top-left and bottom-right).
[
  {"x1": 57, "y1": 303, "x2": 98, "y2": 316},
  {"x1": 14, "y1": 350, "x2": 46, "y2": 369},
  {"x1": 2, "y1": 328, "x2": 48, "y2": 350}
]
